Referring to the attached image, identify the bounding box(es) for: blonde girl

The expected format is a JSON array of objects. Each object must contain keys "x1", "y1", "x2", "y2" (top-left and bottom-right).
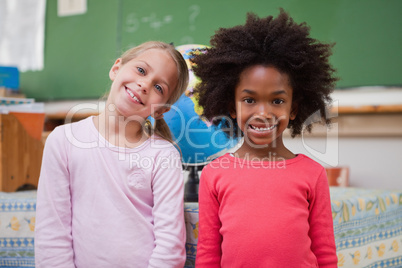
[{"x1": 35, "y1": 41, "x2": 189, "y2": 268}]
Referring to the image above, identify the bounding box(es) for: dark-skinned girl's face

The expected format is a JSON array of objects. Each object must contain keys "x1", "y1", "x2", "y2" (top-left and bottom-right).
[{"x1": 231, "y1": 65, "x2": 297, "y2": 153}]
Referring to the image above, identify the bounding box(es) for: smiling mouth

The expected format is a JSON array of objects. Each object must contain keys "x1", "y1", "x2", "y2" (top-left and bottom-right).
[
  {"x1": 248, "y1": 124, "x2": 277, "y2": 132},
  {"x1": 125, "y1": 87, "x2": 143, "y2": 104}
]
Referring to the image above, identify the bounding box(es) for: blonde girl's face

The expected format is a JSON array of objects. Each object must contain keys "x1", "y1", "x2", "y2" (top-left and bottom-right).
[
  {"x1": 108, "y1": 48, "x2": 178, "y2": 120},
  {"x1": 231, "y1": 65, "x2": 297, "y2": 153}
]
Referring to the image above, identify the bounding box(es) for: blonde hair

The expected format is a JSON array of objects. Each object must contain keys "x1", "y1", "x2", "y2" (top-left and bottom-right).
[{"x1": 119, "y1": 41, "x2": 189, "y2": 142}]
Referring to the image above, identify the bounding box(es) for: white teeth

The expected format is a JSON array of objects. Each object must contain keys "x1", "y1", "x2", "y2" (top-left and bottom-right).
[
  {"x1": 127, "y1": 89, "x2": 134, "y2": 98},
  {"x1": 251, "y1": 125, "x2": 276, "y2": 131},
  {"x1": 126, "y1": 88, "x2": 140, "y2": 103}
]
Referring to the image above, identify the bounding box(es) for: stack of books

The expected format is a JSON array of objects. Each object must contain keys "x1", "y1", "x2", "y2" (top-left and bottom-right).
[
  {"x1": 0, "y1": 66, "x2": 44, "y2": 141},
  {"x1": 0, "y1": 66, "x2": 24, "y2": 98}
]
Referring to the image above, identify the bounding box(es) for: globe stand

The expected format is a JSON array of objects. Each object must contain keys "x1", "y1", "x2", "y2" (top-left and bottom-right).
[{"x1": 183, "y1": 164, "x2": 205, "y2": 202}]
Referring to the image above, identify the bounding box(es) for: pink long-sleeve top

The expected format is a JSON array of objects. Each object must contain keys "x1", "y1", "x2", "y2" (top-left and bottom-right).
[
  {"x1": 35, "y1": 117, "x2": 186, "y2": 268},
  {"x1": 196, "y1": 153, "x2": 337, "y2": 268}
]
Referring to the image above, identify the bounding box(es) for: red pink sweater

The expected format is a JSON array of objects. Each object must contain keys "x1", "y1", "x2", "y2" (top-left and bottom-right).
[{"x1": 196, "y1": 153, "x2": 337, "y2": 267}]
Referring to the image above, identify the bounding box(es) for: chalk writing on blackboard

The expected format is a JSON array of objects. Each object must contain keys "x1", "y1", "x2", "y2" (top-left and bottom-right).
[
  {"x1": 125, "y1": 12, "x2": 173, "y2": 32},
  {"x1": 180, "y1": 36, "x2": 195, "y2": 45},
  {"x1": 188, "y1": 5, "x2": 200, "y2": 31},
  {"x1": 125, "y1": 13, "x2": 139, "y2": 33}
]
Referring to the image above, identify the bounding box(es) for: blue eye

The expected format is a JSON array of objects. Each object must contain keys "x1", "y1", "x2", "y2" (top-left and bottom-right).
[
  {"x1": 137, "y1": 67, "x2": 145, "y2": 75},
  {"x1": 155, "y1": 84, "x2": 163, "y2": 93}
]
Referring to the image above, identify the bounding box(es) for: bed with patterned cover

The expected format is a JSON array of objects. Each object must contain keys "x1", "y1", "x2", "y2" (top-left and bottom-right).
[{"x1": 1, "y1": 188, "x2": 401, "y2": 268}]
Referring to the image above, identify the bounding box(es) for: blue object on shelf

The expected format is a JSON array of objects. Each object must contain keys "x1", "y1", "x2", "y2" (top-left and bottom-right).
[{"x1": 0, "y1": 66, "x2": 19, "y2": 89}]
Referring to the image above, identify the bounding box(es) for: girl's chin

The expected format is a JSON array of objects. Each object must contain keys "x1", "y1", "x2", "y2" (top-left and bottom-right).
[
  {"x1": 242, "y1": 138, "x2": 274, "y2": 148},
  {"x1": 244, "y1": 132, "x2": 275, "y2": 144},
  {"x1": 242, "y1": 133, "x2": 284, "y2": 149}
]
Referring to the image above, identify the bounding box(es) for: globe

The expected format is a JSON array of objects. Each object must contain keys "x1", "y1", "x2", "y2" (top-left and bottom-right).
[{"x1": 163, "y1": 44, "x2": 240, "y2": 165}]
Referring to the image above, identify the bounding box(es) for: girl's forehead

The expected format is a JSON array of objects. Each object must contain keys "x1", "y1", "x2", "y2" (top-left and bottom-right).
[
  {"x1": 239, "y1": 65, "x2": 290, "y2": 85},
  {"x1": 132, "y1": 49, "x2": 171, "y2": 62}
]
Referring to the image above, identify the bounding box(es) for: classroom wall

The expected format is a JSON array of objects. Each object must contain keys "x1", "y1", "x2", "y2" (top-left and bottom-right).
[
  {"x1": 185, "y1": 136, "x2": 402, "y2": 191},
  {"x1": 15, "y1": 0, "x2": 402, "y2": 190},
  {"x1": 20, "y1": 0, "x2": 402, "y2": 100},
  {"x1": 284, "y1": 136, "x2": 402, "y2": 191}
]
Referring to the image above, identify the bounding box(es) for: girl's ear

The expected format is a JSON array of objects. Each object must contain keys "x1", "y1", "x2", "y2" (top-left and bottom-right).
[
  {"x1": 109, "y1": 58, "x2": 122, "y2": 81},
  {"x1": 229, "y1": 102, "x2": 236, "y2": 119},
  {"x1": 290, "y1": 102, "x2": 298, "y2": 120},
  {"x1": 153, "y1": 106, "x2": 171, "y2": 120},
  {"x1": 230, "y1": 111, "x2": 236, "y2": 119}
]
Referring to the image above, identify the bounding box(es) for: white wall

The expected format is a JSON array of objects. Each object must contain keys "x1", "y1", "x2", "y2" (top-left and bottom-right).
[
  {"x1": 283, "y1": 87, "x2": 402, "y2": 190},
  {"x1": 284, "y1": 136, "x2": 402, "y2": 190},
  {"x1": 185, "y1": 136, "x2": 402, "y2": 191}
]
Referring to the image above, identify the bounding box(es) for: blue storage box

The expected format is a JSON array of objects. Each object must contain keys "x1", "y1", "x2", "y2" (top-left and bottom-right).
[{"x1": 0, "y1": 66, "x2": 19, "y2": 90}]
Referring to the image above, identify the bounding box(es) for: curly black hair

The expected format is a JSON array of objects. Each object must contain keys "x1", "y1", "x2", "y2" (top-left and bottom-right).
[{"x1": 191, "y1": 9, "x2": 337, "y2": 138}]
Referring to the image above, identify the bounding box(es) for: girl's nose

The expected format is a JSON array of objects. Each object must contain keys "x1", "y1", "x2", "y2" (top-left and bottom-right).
[
  {"x1": 137, "y1": 79, "x2": 151, "y2": 93},
  {"x1": 258, "y1": 103, "x2": 272, "y2": 118}
]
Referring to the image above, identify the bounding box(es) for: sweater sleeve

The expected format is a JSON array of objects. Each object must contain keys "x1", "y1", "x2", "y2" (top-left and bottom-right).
[
  {"x1": 35, "y1": 128, "x2": 75, "y2": 268},
  {"x1": 148, "y1": 148, "x2": 186, "y2": 268},
  {"x1": 308, "y1": 169, "x2": 338, "y2": 267},
  {"x1": 195, "y1": 166, "x2": 222, "y2": 268}
]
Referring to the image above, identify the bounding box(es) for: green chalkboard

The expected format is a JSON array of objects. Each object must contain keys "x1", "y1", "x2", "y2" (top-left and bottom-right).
[{"x1": 21, "y1": 0, "x2": 402, "y2": 100}]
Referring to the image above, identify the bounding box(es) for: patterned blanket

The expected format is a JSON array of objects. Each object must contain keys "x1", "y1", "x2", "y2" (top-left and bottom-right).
[
  {"x1": 184, "y1": 187, "x2": 402, "y2": 268},
  {"x1": 1, "y1": 188, "x2": 401, "y2": 268}
]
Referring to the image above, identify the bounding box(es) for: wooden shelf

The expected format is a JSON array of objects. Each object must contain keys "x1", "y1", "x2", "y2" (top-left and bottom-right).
[
  {"x1": 0, "y1": 113, "x2": 44, "y2": 192},
  {"x1": 336, "y1": 104, "x2": 402, "y2": 114}
]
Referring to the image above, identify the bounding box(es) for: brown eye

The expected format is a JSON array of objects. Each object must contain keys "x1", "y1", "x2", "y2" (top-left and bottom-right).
[
  {"x1": 273, "y1": 99, "x2": 284, "y2": 105},
  {"x1": 244, "y1": 98, "x2": 255, "y2": 104}
]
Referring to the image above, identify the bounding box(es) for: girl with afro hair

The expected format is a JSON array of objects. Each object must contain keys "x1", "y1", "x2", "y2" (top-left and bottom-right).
[{"x1": 193, "y1": 9, "x2": 338, "y2": 267}]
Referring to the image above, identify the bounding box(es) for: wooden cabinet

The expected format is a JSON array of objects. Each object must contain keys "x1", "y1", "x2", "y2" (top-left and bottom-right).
[
  {"x1": 326, "y1": 167, "x2": 349, "y2": 187},
  {"x1": 0, "y1": 113, "x2": 44, "y2": 192}
]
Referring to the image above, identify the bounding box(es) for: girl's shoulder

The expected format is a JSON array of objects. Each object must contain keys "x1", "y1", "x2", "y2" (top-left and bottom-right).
[
  {"x1": 51, "y1": 116, "x2": 93, "y2": 133},
  {"x1": 288, "y1": 154, "x2": 327, "y2": 183},
  {"x1": 202, "y1": 153, "x2": 233, "y2": 171},
  {"x1": 295, "y1": 154, "x2": 326, "y2": 171},
  {"x1": 205, "y1": 153, "x2": 231, "y2": 164},
  {"x1": 203, "y1": 153, "x2": 325, "y2": 172},
  {"x1": 45, "y1": 116, "x2": 95, "y2": 146},
  {"x1": 144, "y1": 135, "x2": 181, "y2": 156}
]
